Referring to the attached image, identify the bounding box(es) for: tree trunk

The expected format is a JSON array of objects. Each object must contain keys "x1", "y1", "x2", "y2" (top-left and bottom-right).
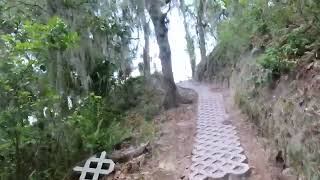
[
  {"x1": 14, "y1": 130, "x2": 21, "y2": 180},
  {"x1": 142, "y1": 8, "x2": 151, "y2": 76},
  {"x1": 146, "y1": 0, "x2": 180, "y2": 109},
  {"x1": 180, "y1": 0, "x2": 196, "y2": 78},
  {"x1": 197, "y1": 0, "x2": 207, "y2": 75}
]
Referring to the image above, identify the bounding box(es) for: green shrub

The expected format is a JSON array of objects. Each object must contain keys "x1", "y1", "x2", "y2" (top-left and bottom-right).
[
  {"x1": 143, "y1": 104, "x2": 160, "y2": 121},
  {"x1": 258, "y1": 48, "x2": 296, "y2": 79},
  {"x1": 281, "y1": 29, "x2": 314, "y2": 56},
  {"x1": 0, "y1": 91, "x2": 133, "y2": 179},
  {"x1": 257, "y1": 28, "x2": 314, "y2": 80},
  {"x1": 67, "y1": 93, "x2": 131, "y2": 152},
  {"x1": 113, "y1": 76, "x2": 145, "y2": 111}
]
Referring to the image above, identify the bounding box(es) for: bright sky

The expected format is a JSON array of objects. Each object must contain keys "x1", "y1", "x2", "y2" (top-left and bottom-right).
[{"x1": 132, "y1": 6, "x2": 215, "y2": 82}]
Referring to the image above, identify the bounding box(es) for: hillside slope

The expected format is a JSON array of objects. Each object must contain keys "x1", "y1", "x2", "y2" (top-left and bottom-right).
[{"x1": 196, "y1": 1, "x2": 320, "y2": 179}]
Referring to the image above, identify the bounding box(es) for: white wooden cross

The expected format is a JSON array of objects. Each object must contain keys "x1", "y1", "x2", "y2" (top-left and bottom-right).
[{"x1": 73, "y1": 151, "x2": 115, "y2": 180}]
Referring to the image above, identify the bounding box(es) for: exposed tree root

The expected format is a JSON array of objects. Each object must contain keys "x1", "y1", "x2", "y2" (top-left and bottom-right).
[{"x1": 108, "y1": 142, "x2": 150, "y2": 163}]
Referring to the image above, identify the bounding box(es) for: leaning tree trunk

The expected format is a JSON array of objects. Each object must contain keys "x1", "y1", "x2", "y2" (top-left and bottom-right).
[
  {"x1": 197, "y1": 0, "x2": 207, "y2": 76},
  {"x1": 146, "y1": 0, "x2": 180, "y2": 109},
  {"x1": 180, "y1": 0, "x2": 196, "y2": 78}
]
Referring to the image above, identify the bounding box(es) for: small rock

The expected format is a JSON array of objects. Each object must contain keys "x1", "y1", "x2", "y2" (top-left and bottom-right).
[
  {"x1": 279, "y1": 167, "x2": 298, "y2": 180},
  {"x1": 282, "y1": 168, "x2": 297, "y2": 176},
  {"x1": 126, "y1": 162, "x2": 140, "y2": 173},
  {"x1": 118, "y1": 174, "x2": 125, "y2": 179},
  {"x1": 306, "y1": 62, "x2": 314, "y2": 70},
  {"x1": 275, "y1": 151, "x2": 284, "y2": 165},
  {"x1": 136, "y1": 154, "x2": 146, "y2": 166},
  {"x1": 298, "y1": 100, "x2": 304, "y2": 107},
  {"x1": 251, "y1": 47, "x2": 265, "y2": 57},
  {"x1": 279, "y1": 168, "x2": 298, "y2": 180}
]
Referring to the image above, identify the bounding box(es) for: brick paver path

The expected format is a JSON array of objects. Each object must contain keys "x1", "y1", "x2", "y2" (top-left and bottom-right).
[{"x1": 180, "y1": 82, "x2": 250, "y2": 180}]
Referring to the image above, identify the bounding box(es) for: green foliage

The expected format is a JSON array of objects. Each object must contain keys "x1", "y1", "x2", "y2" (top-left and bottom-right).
[
  {"x1": 216, "y1": 2, "x2": 272, "y2": 60},
  {"x1": 2, "y1": 17, "x2": 79, "y2": 53},
  {"x1": 210, "y1": 0, "x2": 319, "y2": 83},
  {"x1": 0, "y1": 4, "x2": 153, "y2": 179},
  {"x1": 113, "y1": 77, "x2": 145, "y2": 111},
  {"x1": 206, "y1": 0, "x2": 320, "y2": 179},
  {"x1": 218, "y1": 18, "x2": 251, "y2": 55},
  {"x1": 90, "y1": 60, "x2": 117, "y2": 96},
  {"x1": 0, "y1": 57, "x2": 150, "y2": 179},
  {"x1": 142, "y1": 104, "x2": 160, "y2": 121},
  {"x1": 281, "y1": 29, "x2": 314, "y2": 56},
  {"x1": 258, "y1": 29, "x2": 314, "y2": 79},
  {"x1": 67, "y1": 94, "x2": 131, "y2": 152},
  {"x1": 266, "y1": 6, "x2": 294, "y2": 34},
  {"x1": 0, "y1": 16, "x2": 76, "y2": 179},
  {"x1": 248, "y1": 72, "x2": 270, "y2": 87},
  {"x1": 258, "y1": 48, "x2": 296, "y2": 79}
]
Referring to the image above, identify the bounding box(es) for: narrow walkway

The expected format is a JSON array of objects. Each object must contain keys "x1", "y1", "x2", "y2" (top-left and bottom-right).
[{"x1": 180, "y1": 82, "x2": 250, "y2": 180}]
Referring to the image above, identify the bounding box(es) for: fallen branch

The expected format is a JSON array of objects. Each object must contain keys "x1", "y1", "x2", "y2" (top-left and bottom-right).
[{"x1": 108, "y1": 142, "x2": 150, "y2": 163}]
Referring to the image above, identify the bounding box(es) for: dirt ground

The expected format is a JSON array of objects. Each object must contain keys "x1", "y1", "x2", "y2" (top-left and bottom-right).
[
  {"x1": 147, "y1": 102, "x2": 197, "y2": 180},
  {"x1": 105, "y1": 84, "x2": 287, "y2": 180},
  {"x1": 104, "y1": 87, "x2": 198, "y2": 180}
]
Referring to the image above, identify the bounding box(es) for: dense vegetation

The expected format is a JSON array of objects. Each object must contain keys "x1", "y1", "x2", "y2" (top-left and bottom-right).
[
  {"x1": 0, "y1": 1, "x2": 163, "y2": 179},
  {"x1": 197, "y1": 0, "x2": 320, "y2": 83}
]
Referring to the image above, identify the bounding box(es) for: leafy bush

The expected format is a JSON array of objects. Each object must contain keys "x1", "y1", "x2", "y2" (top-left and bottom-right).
[
  {"x1": 0, "y1": 16, "x2": 154, "y2": 179},
  {"x1": 0, "y1": 0, "x2": 159, "y2": 179},
  {"x1": 257, "y1": 28, "x2": 315, "y2": 80},
  {"x1": 142, "y1": 104, "x2": 160, "y2": 121},
  {"x1": 113, "y1": 77, "x2": 145, "y2": 111},
  {"x1": 67, "y1": 94, "x2": 131, "y2": 152},
  {"x1": 281, "y1": 29, "x2": 314, "y2": 56},
  {"x1": 258, "y1": 48, "x2": 296, "y2": 79},
  {"x1": 0, "y1": 90, "x2": 132, "y2": 179}
]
